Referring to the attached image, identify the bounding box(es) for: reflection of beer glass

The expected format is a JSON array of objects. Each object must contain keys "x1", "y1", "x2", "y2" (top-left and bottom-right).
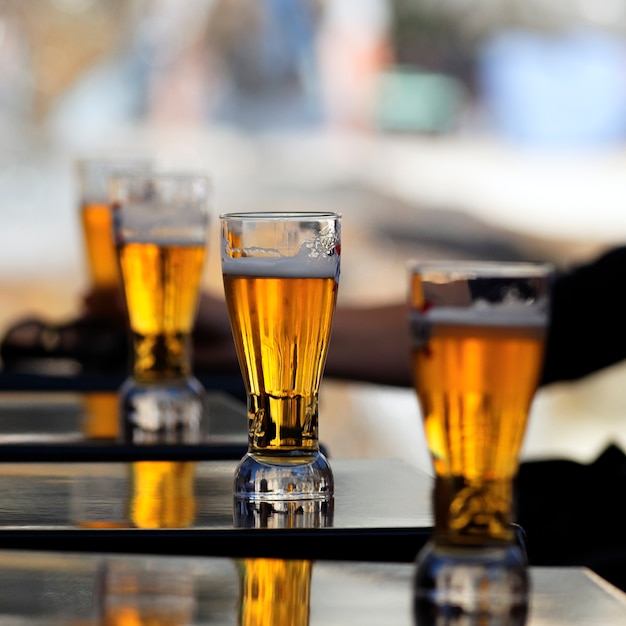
[
  {"x1": 99, "y1": 557, "x2": 196, "y2": 625},
  {"x1": 129, "y1": 462, "x2": 197, "y2": 528},
  {"x1": 76, "y1": 158, "x2": 151, "y2": 296},
  {"x1": 409, "y1": 261, "x2": 551, "y2": 622},
  {"x1": 239, "y1": 558, "x2": 312, "y2": 626},
  {"x1": 111, "y1": 174, "x2": 210, "y2": 444},
  {"x1": 82, "y1": 391, "x2": 119, "y2": 439},
  {"x1": 221, "y1": 212, "x2": 341, "y2": 500}
]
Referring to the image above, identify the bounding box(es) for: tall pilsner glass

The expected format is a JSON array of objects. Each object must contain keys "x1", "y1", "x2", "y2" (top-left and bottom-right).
[
  {"x1": 221, "y1": 212, "x2": 341, "y2": 501},
  {"x1": 76, "y1": 157, "x2": 151, "y2": 298},
  {"x1": 409, "y1": 261, "x2": 551, "y2": 622},
  {"x1": 111, "y1": 174, "x2": 211, "y2": 444},
  {"x1": 76, "y1": 158, "x2": 151, "y2": 440}
]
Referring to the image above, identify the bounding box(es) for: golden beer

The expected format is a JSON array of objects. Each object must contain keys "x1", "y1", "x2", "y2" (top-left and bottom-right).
[
  {"x1": 118, "y1": 241, "x2": 206, "y2": 381},
  {"x1": 76, "y1": 158, "x2": 151, "y2": 294},
  {"x1": 81, "y1": 201, "x2": 120, "y2": 289},
  {"x1": 82, "y1": 391, "x2": 119, "y2": 439},
  {"x1": 411, "y1": 261, "x2": 550, "y2": 617},
  {"x1": 223, "y1": 274, "x2": 337, "y2": 452},
  {"x1": 412, "y1": 321, "x2": 545, "y2": 544},
  {"x1": 409, "y1": 264, "x2": 549, "y2": 548}
]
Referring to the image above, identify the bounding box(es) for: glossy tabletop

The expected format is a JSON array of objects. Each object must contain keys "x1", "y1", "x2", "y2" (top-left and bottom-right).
[
  {"x1": 0, "y1": 391, "x2": 249, "y2": 460},
  {"x1": 0, "y1": 549, "x2": 624, "y2": 625},
  {"x1": 0, "y1": 456, "x2": 434, "y2": 562},
  {"x1": 0, "y1": 387, "x2": 435, "y2": 561}
]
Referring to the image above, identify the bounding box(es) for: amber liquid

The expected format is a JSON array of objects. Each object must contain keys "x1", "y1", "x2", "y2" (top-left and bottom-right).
[
  {"x1": 412, "y1": 322, "x2": 545, "y2": 545},
  {"x1": 81, "y1": 202, "x2": 120, "y2": 289},
  {"x1": 118, "y1": 242, "x2": 205, "y2": 381},
  {"x1": 82, "y1": 392, "x2": 119, "y2": 439},
  {"x1": 239, "y1": 558, "x2": 312, "y2": 626},
  {"x1": 223, "y1": 275, "x2": 337, "y2": 453}
]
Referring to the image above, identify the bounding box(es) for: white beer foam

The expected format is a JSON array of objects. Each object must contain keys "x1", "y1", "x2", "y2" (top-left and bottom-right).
[
  {"x1": 121, "y1": 236, "x2": 207, "y2": 246},
  {"x1": 115, "y1": 201, "x2": 209, "y2": 245},
  {"x1": 222, "y1": 251, "x2": 339, "y2": 278},
  {"x1": 118, "y1": 227, "x2": 208, "y2": 246},
  {"x1": 415, "y1": 305, "x2": 548, "y2": 328}
]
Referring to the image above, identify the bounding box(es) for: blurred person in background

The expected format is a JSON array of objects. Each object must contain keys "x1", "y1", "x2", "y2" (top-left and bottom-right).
[{"x1": 4, "y1": 243, "x2": 626, "y2": 393}]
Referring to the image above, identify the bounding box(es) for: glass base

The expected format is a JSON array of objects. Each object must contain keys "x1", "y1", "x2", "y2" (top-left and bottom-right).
[
  {"x1": 234, "y1": 451, "x2": 333, "y2": 501},
  {"x1": 234, "y1": 497, "x2": 334, "y2": 529},
  {"x1": 119, "y1": 376, "x2": 206, "y2": 444},
  {"x1": 413, "y1": 541, "x2": 529, "y2": 625}
]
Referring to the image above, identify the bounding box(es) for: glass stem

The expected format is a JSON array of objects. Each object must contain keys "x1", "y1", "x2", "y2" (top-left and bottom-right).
[
  {"x1": 432, "y1": 475, "x2": 516, "y2": 547},
  {"x1": 132, "y1": 332, "x2": 192, "y2": 381},
  {"x1": 247, "y1": 392, "x2": 320, "y2": 454}
]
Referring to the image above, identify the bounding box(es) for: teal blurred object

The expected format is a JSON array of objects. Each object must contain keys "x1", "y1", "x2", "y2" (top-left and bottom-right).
[{"x1": 375, "y1": 67, "x2": 464, "y2": 133}]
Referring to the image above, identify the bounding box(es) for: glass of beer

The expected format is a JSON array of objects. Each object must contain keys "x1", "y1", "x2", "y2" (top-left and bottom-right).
[
  {"x1": 220, "y1": 212, "x2": 341, "y2": 501},
  {"x1": 111, "y1": 173, "x2": 211, "y2": 444},
  {"x1": 409, "y1": 260, "x2": 551, "y2": 621},
  {"x1": 77, "y1": 158, "x2": 152, "y2": 437},
  {"x1": 76, "y1": 157, "x2": 151, "y2": 299}
]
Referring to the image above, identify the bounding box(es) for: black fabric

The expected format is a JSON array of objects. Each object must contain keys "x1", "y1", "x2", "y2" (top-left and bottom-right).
[
  {"x1": 541, "y1": 245, "x2": 626, "y2": 385},
  {"x1": 517, "y1": 444, "x2": 626, "y2": 591},
  {"x1": 529, "y1": 247, "x2": 626, "y2": 590}
]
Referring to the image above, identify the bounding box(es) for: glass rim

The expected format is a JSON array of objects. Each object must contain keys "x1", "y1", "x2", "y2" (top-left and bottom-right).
[
  {"x1": 408, "y1": 259, "x2": 553, "y2": 278},
  {"x1": 219, "y1": 211, "x2": 341, "y2": 220}
]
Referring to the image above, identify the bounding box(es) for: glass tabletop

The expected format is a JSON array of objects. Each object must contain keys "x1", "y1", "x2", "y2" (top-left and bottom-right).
[
  {"x1": 0, "y1": 549, "x2": 624, "y2": 625},
  {"x1": 0, "y1": 457, "x2": 434, "y2": 562},
  {"x1": 0, "y1": 391, "x2": 249, "y2": 460}
]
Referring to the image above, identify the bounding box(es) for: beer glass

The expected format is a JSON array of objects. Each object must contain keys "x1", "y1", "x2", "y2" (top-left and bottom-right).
[
  {"x1": 77, "y1": 159, "x2": 151, "y2": 437},
  {"x1": 76, "y1": 157, "x2": 151, "y2": 296},
  {"x1": 221, "y1": 212, "x2": 341, "y2": 500},
  {"x1": 409, "y1": 260, "x2": 551, "y2": 622},
  {"x1": 111, "y1": 173, "x2": 211, "y2": 444}
]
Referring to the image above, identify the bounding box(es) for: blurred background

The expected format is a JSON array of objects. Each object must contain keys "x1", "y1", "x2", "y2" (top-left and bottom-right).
[{"x1": 3, "y1": 0, "x2": 626, "y2": 472}]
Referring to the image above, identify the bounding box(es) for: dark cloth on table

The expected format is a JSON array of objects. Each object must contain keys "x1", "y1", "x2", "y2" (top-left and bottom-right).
[{"x1": 518, "y1": 444, "x2": 626, "y2": 592}]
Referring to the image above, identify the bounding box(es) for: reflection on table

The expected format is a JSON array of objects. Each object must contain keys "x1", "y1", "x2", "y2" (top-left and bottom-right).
[
  {"x1": 0, "y1": 550, "x2": 624, "y2": 625},
  {"x1": 0, "y1": 391, "x2": 249, "y2": 460},
  {"x1": 70, "y1": 461, "x2": 199, "y2": 531},
  {"x1": 128, "y1": 461, "x2": 197, "y2": 529},
  {"x1": 0, "y1": 458, "x2": 433, "y2": 561},
  {"x1": 238, "y1": 558, "x2": 312, "y2": 626}
]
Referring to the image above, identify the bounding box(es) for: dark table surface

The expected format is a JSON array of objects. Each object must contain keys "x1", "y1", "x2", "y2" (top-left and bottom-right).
[
  {"x1": 0, "y1": 456, "x2": 434, "y2": 562},
  {"x1": 0, "y1": 370, "x2": 247, "y2": 398},
  {"x1": 0, "y1": 549, "x2": 624, "y2": 625},
  {"x1": 0, "y1": 386, "x2": 432, "y2": 563},
  {"x1": 0, "y1": 389, "x2": 249, "y2": 460}
]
